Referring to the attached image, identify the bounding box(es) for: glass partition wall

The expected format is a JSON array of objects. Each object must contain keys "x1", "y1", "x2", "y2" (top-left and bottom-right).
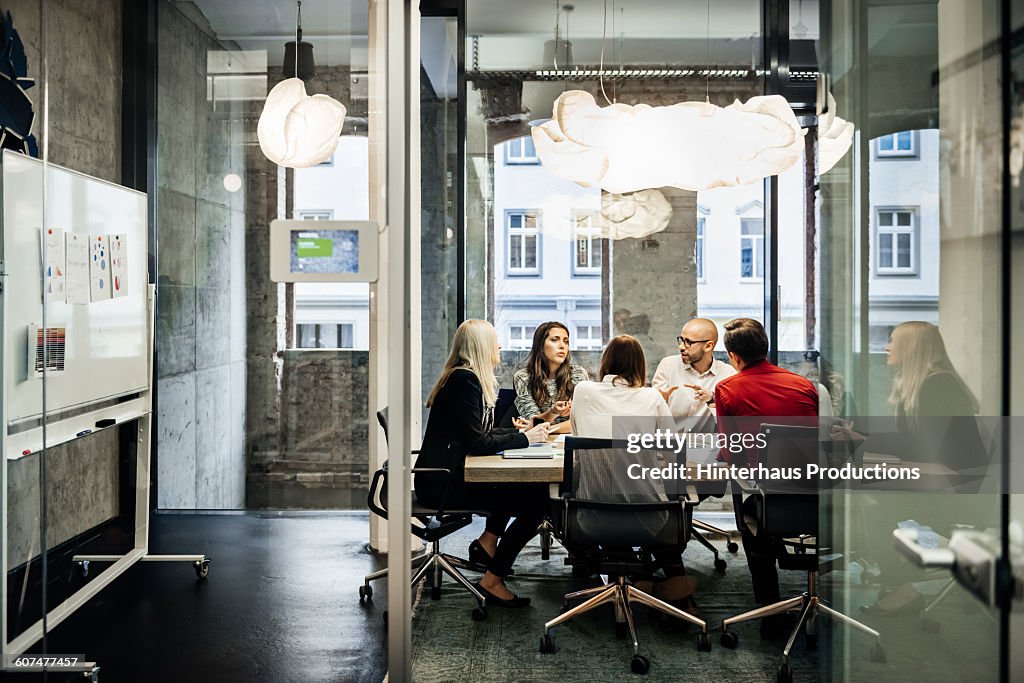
[
  {"x1": 819, "y1": 0, "x2": 1007, "y2": 680},
  {"x1": 438, "y1": 0, "x2": 1015, "y2": 681}
]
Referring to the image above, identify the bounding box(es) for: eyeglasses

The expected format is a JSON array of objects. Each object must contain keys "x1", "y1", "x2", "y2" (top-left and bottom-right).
[{"x1": 677, "y1": 337, "x2": 710, "y2": 347}]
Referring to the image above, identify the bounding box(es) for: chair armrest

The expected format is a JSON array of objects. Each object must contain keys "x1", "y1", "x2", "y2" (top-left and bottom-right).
[{"x1": 410, "y1": 467, "x2": 454, "y2": 515}]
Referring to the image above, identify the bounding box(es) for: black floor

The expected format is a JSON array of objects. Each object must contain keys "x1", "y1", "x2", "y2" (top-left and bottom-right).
[{"x1": 5, "y1": 512, "x2": 388, "y2": 683}]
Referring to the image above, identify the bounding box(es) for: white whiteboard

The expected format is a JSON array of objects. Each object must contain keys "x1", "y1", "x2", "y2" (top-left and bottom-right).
[{"x1": 2, "y1": 151, "x2": 149, "y2": 423}]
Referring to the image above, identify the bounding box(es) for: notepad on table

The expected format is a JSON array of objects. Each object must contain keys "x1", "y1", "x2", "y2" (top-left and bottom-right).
[{"x1": 501, "y1": 444, "x2": 557, "y2": 459}]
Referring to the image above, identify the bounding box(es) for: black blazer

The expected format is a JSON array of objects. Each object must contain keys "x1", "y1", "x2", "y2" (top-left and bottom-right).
[{"x1": 415, "y1": 369, "x2": 528, "y2": 503}]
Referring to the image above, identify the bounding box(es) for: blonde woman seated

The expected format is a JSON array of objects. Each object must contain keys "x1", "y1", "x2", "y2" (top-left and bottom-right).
[
  {"x1": 415, "y1": 320, "x2": 551, "y2": 607},
  {"x1": 569, "y1": 335, "x2": 695, "y2": 604},
  {"x1": 511, "y1": 322, "x2": 590, "y2": 435}
]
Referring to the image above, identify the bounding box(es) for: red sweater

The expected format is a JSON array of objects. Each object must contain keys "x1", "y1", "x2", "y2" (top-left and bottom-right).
[{"x1": 714, "y1": 360, "x2": 819, "y2": 465}]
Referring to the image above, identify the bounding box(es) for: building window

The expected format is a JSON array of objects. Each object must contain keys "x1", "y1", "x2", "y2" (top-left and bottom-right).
[
  {"x1": 876, "y1": 131, "x2": 916, "y2": 158},
  {"x1": 740, "y1": 218, "x2": 764, "y2": 281},
  {"x1": 504, "y1": 136, "x2": 539, "y2": 164},
  {"x1": 695, "y1": 217, "x2": 706, "y2": 282},
  {"x1": 507, "y1": 211, "x2": 540, "y2": 275},
  {"x1": 508, "y1": 324, "x2": 537, "y2": 350},
  {"x1": 296, "y1": 323, "x2": 354, "y2": 349},
  {"x1": 574, "y1": 324, "x2": 603, "y2": 350},
  {"x1": 297, "y1": 209, "x2": 334, "y2": 220},
  {"x1": 572, "y1": 212, "x2": 602, "y2": 275},
  {"x1": 875, "y1": 208, "x2": 918, "y2": 275}
]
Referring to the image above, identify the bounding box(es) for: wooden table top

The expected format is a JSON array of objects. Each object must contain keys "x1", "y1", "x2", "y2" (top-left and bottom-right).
[{"x1": 464, "y1": 438, "x2": 565, "y2": 483}]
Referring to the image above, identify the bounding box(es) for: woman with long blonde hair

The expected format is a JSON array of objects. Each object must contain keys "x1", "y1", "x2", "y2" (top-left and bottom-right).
[
  {"x1": 417, "y1": 320, "x2": 550, "y2": 607},
  {"x1": 887, "y1": 321, "x2": 978, "y2": 419},
  {"x1": 861, "y1": 321, "x2": 985, "y2": 616}
]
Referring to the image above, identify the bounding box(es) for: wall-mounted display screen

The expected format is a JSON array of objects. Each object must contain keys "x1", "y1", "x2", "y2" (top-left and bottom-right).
[
  {"x1": 270, "y1": 220, "x2": 378, "y2": 283},
  {"x1": 290, "y1": 230, "x2": 359, "y2": 274}
]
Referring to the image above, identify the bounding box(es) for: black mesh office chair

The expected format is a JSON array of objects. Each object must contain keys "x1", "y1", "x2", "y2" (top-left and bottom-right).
[
  {"x1": 538, "y1": 437, "x2": 711, "y2": 675},
  {"x1": 359, "y1": 408, "x2": 488, "y2": 622},
  {"x1": 719, "y1": 424, "x2": 885, "y2": 682}
]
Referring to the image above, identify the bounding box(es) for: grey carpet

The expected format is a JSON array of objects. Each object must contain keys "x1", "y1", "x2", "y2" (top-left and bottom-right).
[{"x1": 407, "y1": 519, "x2": 999, "y2": 682}]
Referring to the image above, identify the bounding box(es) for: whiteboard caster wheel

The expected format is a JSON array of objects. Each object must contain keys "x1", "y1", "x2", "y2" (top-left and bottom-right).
[{"x1": 193, "y1": 558, "x2": 210, "y2": 579}]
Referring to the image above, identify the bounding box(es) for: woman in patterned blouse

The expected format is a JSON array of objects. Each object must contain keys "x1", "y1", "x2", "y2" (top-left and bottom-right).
[{"x1": 511, "y1": 322, "x2": 590, "y2": 434}]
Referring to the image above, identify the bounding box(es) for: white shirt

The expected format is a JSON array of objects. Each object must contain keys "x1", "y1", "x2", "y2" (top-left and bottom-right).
[
  {"x1": 652, "y1": 356, "x2": 736, "y2": 431},
  {"x1": 570, "y1": 375, "x2": 675, "y2": 439}
]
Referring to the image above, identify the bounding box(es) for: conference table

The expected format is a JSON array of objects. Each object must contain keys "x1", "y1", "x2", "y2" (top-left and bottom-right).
[{"x1": 462, "y1": 437, "x2": 723, "y2": 487}]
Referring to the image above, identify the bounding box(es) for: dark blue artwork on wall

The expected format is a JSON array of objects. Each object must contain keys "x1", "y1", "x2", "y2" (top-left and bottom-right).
[{"x1": 0, "y1": 11, "x2": 37, "y2": 157}]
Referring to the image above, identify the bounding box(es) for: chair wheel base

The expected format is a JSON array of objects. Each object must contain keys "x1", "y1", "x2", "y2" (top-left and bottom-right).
[
  {"x1": 359, "y1": 584, "x2": 372, "y2": 602},
  {"x1": 714, "y1": 558, "x2": 727, "y2": 572},
  {"x1": 539, "y1": 633, "x2": 555, "y2": 653},
  {"x1": 630, "y1": 654, "x2": 650, "y2": 675},
  {"x1": 727, "y1": 541, "x2": 740, "y2": 553},
  {"x1": 720, "y1": 630, "x2": 739, "y2": 649},
  {"x1": 777, "y1": 662, "x2": 793, "y2": 683},
  {"x1": 471, "y1": 606, "x2": 487, "y2": 622},
  {"x1": 697, "y1": 632, "x2": 711, "y2": 651},
  {"x1": 869, "y1": 643, "x2": 887, "y2": 663}
]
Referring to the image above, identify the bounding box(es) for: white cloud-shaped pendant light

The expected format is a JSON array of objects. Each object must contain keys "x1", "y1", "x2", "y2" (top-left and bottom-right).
[
  {"x1": 258, "y1": 78, "x2": 346, "y2": 168},
  {"x1": 532, "y1": 90, "x2": 806, "y2": 193},
  {"x1": 816, "y1": 92, "x2": 854, "y2": 174},
  {"x1": 592, "y1": 190, "x2": 673, "y2": 239}
]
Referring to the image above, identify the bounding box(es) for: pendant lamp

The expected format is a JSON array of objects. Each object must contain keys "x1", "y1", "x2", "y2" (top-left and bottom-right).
[{"x1": 257, "y1": 1, "x2": 346, "y2": 168}]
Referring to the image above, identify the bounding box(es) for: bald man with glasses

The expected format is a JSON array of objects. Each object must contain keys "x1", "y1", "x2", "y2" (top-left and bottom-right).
[{"x1": 652, "y1": 318, "x2": 736, "y2": 432}]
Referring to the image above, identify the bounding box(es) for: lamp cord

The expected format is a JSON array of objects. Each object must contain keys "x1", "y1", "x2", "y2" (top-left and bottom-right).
[
  {"x1": 705, "y1": 0, "x2": 710, "y2": 103},
  {"x1": 552, "y1": 0, "x2": 560, "y2": 71},
  {"x1": 295, "y1": 0, "x2": 301, "y2": 79},
  {"x1": 599, "y1": 0, "x2": 610, "y2": 105}
]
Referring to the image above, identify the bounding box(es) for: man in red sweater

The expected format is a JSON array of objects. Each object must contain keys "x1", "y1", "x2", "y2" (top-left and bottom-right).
[{"x1": 713, "y1": 318, "x2": 818, "y2": 635}]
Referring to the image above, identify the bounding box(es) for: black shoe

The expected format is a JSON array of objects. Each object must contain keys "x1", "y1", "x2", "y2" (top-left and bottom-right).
[
  {"x1": 474, "y1": 582, "x2": 531, "y2": 608},
  {"x1": 468, "y1": 540, "x2": 513, "y2": 575}
]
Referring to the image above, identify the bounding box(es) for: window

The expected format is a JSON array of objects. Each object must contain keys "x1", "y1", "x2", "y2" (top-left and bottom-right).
[
  {"x1": 574, "y1": 324, "x2": 603, "y2": 350},
  {"x1": 875, "y1": 208, "x2": 918, "y2": 275},
  {"x1": 695, "y1": 217, "x2": 706, "y2": 281},
  {"x1": 297, "y1": 209, "x2": 334, "y2": 220},
  {"x1": 296, "y1": 323, "x2": 354, "y2": 349},
  {"x1": 507, "y1": 211, "x2": 540, "y2": 275},
  {"x1": 508, "y1": 324, "x2": 537, "y2": 349},
  {"x1": 876, "y1": 131, "x2": 916, "y2": 158},
  {"x1": 572, "y1": 212, "x2": 602, "y2": 275},
  {"x1": 504, "y1": 136, "x2": 539, "y2": 164},
  {"x1": 740, "y1": 218, "x2": 764, "y2": 280}
]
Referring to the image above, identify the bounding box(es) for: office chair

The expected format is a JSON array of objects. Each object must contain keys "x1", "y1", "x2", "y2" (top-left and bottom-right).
[
  {"x1": 539, "y1": 437, "x2": 711, "y2": 675},
  {"x1": 719, "y1": 424, "x2": 885, "y2": 683},
  {"x1": 359, "y1": 408, "x2": 488, "y2": 622}
]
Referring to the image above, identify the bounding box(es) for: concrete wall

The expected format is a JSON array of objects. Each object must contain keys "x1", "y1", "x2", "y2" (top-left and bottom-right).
[
  {"x1": 4, "y1": 0, "x2": 124, "y2": 563},
  {"x1": 154, "y1": 1, "x2": 246, "y2": 508}
]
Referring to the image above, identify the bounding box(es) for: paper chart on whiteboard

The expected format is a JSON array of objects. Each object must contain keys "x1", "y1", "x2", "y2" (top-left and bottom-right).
[
  {"x1": 42, "y1": 227, "x2": 65, "y2": 301},
  {"x1": 109, "y1": 233, "x2": 127, "y2": 298},
  {"x1": 89, "y1": 234, "x2": 111, "y2": 301},
  {"x1": 64, "y1": 233, "x2": 89, "y2": 304}
]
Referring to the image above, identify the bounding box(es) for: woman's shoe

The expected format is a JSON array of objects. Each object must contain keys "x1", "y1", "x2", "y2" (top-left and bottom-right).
[
  {"x1": 474, "y1": 581, "x2": 531, "y2": 608},
  {"x1": 468, "y1": 540, "x2": 513, "y2": 575}
]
